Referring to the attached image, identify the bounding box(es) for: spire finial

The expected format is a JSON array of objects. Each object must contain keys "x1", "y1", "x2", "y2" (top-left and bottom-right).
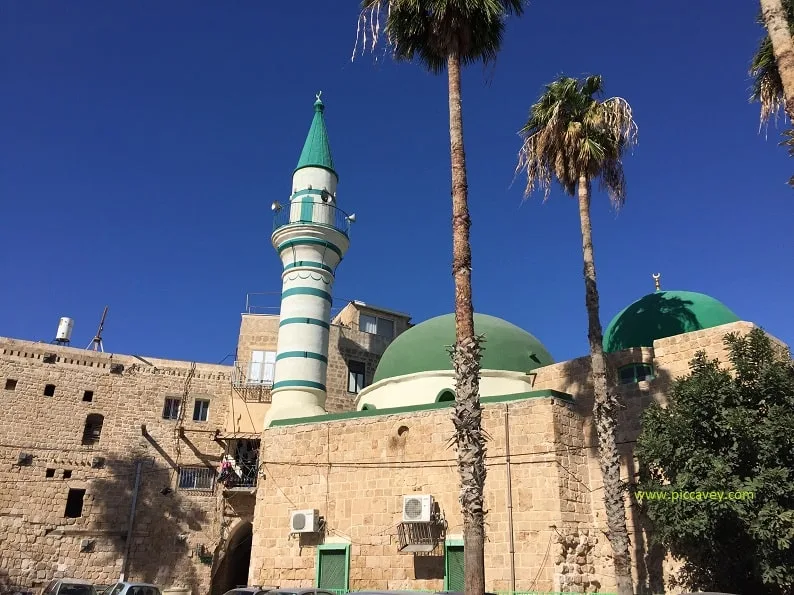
[
  {"x1": 653, "y1": 273, "x2": 661, "y2": 291},
  {"x1": 316, "y1": 91, "x2": 322, "y2": 102},
  {"x1": 314, "y1": 91, "x2": 324, "y2": 111}
]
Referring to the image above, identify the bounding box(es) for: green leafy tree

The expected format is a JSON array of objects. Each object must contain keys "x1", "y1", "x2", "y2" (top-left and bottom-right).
[
  {"x1": 635, "y1": 328, "x2": 794, "y2": 594},
  {"x1": 353, "y1": 2, "x2": 524, "y2": 593},
  {"x1": 515, "y1": 75, "x2": 638, "y2": 595}
]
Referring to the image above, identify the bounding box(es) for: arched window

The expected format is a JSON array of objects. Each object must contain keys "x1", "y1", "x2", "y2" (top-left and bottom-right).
[
  {"x1": 82, "y1": 414, "x2": 104, "y2": 446},
  {"x1": 436, "y1": 389, "x2": 455, "y2": 403},
  {"x1": 618, "y1": 363, "x2": 655, "y2": 385}
]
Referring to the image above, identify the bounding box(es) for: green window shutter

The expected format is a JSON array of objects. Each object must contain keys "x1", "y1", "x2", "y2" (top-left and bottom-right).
[
  {"x1": 317, "y1": 548, "x2": 348, "y2": 590},
  {"x1": 445, "y1": 545, "x2": 464, "y2": 592}
]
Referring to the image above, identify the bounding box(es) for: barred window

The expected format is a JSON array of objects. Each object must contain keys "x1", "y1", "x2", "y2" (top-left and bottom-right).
[{"x1": 178, "y1": 467, "x2": 215, "y2": 491}]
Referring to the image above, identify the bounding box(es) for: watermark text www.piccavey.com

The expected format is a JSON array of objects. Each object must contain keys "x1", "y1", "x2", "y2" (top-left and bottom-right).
[{"x1": 635, "y1": 490, "x2": 755, "y2": 502}]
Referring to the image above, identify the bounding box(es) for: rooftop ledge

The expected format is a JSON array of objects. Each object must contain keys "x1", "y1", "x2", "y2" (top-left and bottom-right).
[{"x1": 268, "y1": 389, "x2": 574, "y2": 428}]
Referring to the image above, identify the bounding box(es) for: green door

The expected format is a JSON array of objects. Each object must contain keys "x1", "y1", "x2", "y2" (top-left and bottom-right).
[
  {"x1": 317, "y1": 547, "x2": 348, "y2": 591},
  {"x1": 445, "y1": 545, "x2": 464, "y2": 591},
  {"x1": 299, "y1": 197, "x2": 314, "y2": 222}
]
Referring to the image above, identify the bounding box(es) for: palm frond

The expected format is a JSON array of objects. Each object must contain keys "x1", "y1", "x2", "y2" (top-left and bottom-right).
[
  {"x1": 352, "y1": 0, "x2": 526, "y2": 73},
  {"x1": 779, "y1": 129, "x2": 794, "y2": 187},
  {"x1": 750, "y1": 35, "x2": 785, "y2": 130},
  {"x1": 515, "y1": 75, "x2": 638, "y2": 207}
]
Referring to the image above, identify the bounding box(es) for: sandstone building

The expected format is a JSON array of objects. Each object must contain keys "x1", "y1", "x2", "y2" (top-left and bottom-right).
[{"x1": 0, "y1": 96, "x2": 785, "y2": 595}]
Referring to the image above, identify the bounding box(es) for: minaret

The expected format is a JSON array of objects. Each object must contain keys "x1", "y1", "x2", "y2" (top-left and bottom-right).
[{"x1": 264, "y1": 94, "x2": 353, "y2": 426}]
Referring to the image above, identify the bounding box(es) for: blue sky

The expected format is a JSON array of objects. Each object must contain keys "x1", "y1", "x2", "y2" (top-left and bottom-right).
[{"x1": 2, "y1": 0, "x2": 792, "y2": 365}]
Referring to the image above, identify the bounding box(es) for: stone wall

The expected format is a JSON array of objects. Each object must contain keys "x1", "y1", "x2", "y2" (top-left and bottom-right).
[
  {"x1": 249, "y1": 396, "x2": 608, "y2": 593},
  {"x1": 0, "y1": 338, "x2": 235, "y2": 595},
  {"x1": 237, "y1": 309, "x2": 407, "y2": 416}
]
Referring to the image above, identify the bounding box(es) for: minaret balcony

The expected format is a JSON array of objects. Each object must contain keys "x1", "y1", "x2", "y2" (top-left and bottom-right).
[{"x1": 272, "y1": 200, "x2": 354, "y2": 238}]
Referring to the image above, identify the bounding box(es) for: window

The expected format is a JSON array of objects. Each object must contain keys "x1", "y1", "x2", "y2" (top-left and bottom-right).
[
  {"x1": 436, "y1": 389, "x2": 455, "y2": 403},
  {"x1": 347, "y1": 361, "x2": 366, "y2": 394},
  {"x1": 64, "y1": 488, "x2": 85, "y2": 518},
  {"x1": 82, "y1": 390, "x2": 93, "y2": 402},
  {"x1": 444, "y1": 541, "x2": 465, "y2": 591},
  {"x1": 315, "y1": 544, "x2": 350, "y2": 590},
  {"x1": 162, "y1": 398, "x2": 180, "y2": 420},
  {"x1": 359, "y1": 314, "x2": 395, "y2": 340},
  {"x1": 45, "y1": 468, "x2": 55, "y2": 478},
  {"x1": 5, "y1": 379, "x2": 17, "y2": 390},
  {"x1": 44, "y1": 384, "x2": 55, "y2": 397},
  {"x1": 82, "y1": 414, "x2": 104, "y2": 445},
  {"x1": 193, "y1": 399, "x2": 210, "y2": 422},
  {"x1": 618, "y1": 363, "x2": 655, "y2": 385},
  {"x1": 178, "y1": 466, "x2": 215, "y2": 491},
  {"x1": 63, "y1": 470, "x2": 72, "y2": 479},
  {"x1": 248, "y1": 350, "x2": 276, "y2": 385}
]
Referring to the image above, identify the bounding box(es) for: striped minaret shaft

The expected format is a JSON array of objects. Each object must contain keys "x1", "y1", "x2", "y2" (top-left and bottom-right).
[{"x1": 264, "y1": 94, "x2": 350, "y2": 426}]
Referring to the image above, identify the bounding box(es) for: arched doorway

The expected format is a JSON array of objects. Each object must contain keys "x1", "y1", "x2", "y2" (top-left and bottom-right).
[{"x1": 211, "y1": 520, "x2": 253, "y2": 595}]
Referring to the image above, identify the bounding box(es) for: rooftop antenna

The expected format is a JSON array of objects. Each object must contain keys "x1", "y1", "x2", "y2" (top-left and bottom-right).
[{"x1": 87, "y1": 306, "x2": 109, "y2": 352}]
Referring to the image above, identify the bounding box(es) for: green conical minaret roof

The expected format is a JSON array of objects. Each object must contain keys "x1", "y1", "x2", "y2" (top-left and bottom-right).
[{"x1": 294, "y1": 93, "x2": 336, "y2": 178}]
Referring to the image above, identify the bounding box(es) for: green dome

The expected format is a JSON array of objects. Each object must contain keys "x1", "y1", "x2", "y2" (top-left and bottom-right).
[
  {"x1": 373, "y1": 313, "x2": 554, "y2": 383},
  {"x1": 603, "y1": 290, "x2": 740, "y2": 353}
]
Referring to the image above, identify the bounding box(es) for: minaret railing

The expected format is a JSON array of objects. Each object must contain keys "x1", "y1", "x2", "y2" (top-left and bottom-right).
[{"x1": 273, "y1": 201, "x2": 352, "y2": 236}]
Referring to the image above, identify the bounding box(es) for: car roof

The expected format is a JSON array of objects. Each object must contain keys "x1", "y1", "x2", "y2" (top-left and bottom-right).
[{"x1": 58, "y1": 580, "x2": 94, "y2": 585}]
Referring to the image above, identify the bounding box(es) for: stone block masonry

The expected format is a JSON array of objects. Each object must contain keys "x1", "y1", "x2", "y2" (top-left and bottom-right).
[
  {"x1": 249, "y1": 397, "x2": 611, "y2": 593},
  {"x1": 0, "y1": 337, "x2": 236, "y2": 595}
]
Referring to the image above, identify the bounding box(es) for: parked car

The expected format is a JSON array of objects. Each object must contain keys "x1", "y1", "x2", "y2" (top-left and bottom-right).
[
  {"x1": 41, "y1": 579, "x2": 97, "y2": 595},
  {"x1": 101, "y1": 583, "x2": 161, "y2": 595},
  {"x1": 267, "y1": 590, "x2": 339, "y2": 595},
  {"x1": 221, "y1": 586, "x2": 279, "y2": 595}
]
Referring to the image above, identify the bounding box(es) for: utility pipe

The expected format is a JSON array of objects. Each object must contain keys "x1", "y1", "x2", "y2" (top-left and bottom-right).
[
  {"x1": 120, "y1": 461, "x2": 143, "y2": 581},
  {"x1": 504, "y1": 405, "x2": 516, "y2": 592}
]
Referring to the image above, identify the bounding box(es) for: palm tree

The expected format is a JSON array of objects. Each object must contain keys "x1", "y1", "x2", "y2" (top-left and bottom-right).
[
  {"x1": 759, "y1": 0, "x2": 794, "y2": 122},
  {"x1": 750, "y1": 0, "x2": 794, "y2": 127},
  {"x1": 515, "y1": 75, "x2": 638, "y2": 595},
  {"x1": 353, "y1": 2, "x2": 524, "y2": 593}
]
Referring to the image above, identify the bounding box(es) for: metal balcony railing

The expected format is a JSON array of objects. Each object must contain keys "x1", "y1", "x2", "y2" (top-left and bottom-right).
[
  {"x1": 219, "y1": 457, "x2": 259, "y2": 490},
  {"x1": 272, "y1": 201, "x2": 353, "y2": 237},
  {"x1": 231, "y1": 361, "x2": 273, "y2": 402}
]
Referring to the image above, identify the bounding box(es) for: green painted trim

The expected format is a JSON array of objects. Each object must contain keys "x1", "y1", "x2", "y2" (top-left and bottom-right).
[
  {"x1": 278, "y1": 237, "x2": 342, "y2": 258},
  {"x1": 269, "y1": 389, "x2": 574, "y2": 427},
  {"x1": 276, "y1": 351, "x2": 328, "y2": 364},
  {"x1": 618, "y1": 362, "x2": 656, "y2": 384},
  {"x1": 283, "y1": 261, "x2": 334, "y2": 274},
  {"x1": 272, "y1": 380, "x2": 327, "y2": 391},
  {"x1": 435, "y1": 388, "x2": 455, "y2": 403},
  {"x1": 279, "y1": 317, "x2": 330, "y2": 329},
  {"x1": 444, "y1": 541, "x2": 465, "y2": 591},
  {"x1": 299, "y1": 197, "x2": 314, "y2": 222},
  {"x1": 281, "y1": 287, "x2": 333, "y2": 303},
  {"x1": 315, "y1": 543, "x2": 350, "y2": 590},
  {"x1": 291, "y1": 188, "x2": 328, "y2": 199}
]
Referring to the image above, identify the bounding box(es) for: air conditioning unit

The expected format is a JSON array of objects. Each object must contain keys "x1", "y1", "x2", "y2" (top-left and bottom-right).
[
  {"x1": 402, "y1": 494, "x2": 433, "y2": 523},
  {"x1": 290, "y1": 509, "x2": 320, "y2": 533}
]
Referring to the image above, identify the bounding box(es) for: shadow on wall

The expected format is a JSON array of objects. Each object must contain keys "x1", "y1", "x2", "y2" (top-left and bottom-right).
[
  {"x1": 605, "y1": 293, "x2": 700, "y2": 352},
  {"x1": 552, "y1": 353, "x2": 674, "y2": 595},
  {"x1": 90, "y1": 457, "x2": 207, "y2": 593}
]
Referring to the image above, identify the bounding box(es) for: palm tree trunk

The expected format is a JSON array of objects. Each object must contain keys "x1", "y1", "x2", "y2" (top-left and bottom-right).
[
  {"x1": 577, "y1": 175, "x2": 633, "y2": 595},
  {"x1": 761, "y1": 0, "x2": 794, "y2": 120},
  {"x1": 447, "y1": 50, "x2": 486, "y2": 595}
]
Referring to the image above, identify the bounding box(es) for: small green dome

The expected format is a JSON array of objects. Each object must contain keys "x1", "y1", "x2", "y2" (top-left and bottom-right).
[
  {"x1": 603, "y1": 290, "x2": 740, "y2": 353},
  {"x1": 373, "y1": 313, "x2": 554, "y2": 383}
]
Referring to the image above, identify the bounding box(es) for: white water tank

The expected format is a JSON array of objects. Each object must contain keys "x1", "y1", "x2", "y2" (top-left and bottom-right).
[{"x1": 56, "y1": 317, "x2": 74, "y2": 342}]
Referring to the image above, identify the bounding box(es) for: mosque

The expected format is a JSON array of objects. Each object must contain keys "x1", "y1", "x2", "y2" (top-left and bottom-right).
[{"x1": 0, "y1": 95, "x2": 780, "y2": 595}]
